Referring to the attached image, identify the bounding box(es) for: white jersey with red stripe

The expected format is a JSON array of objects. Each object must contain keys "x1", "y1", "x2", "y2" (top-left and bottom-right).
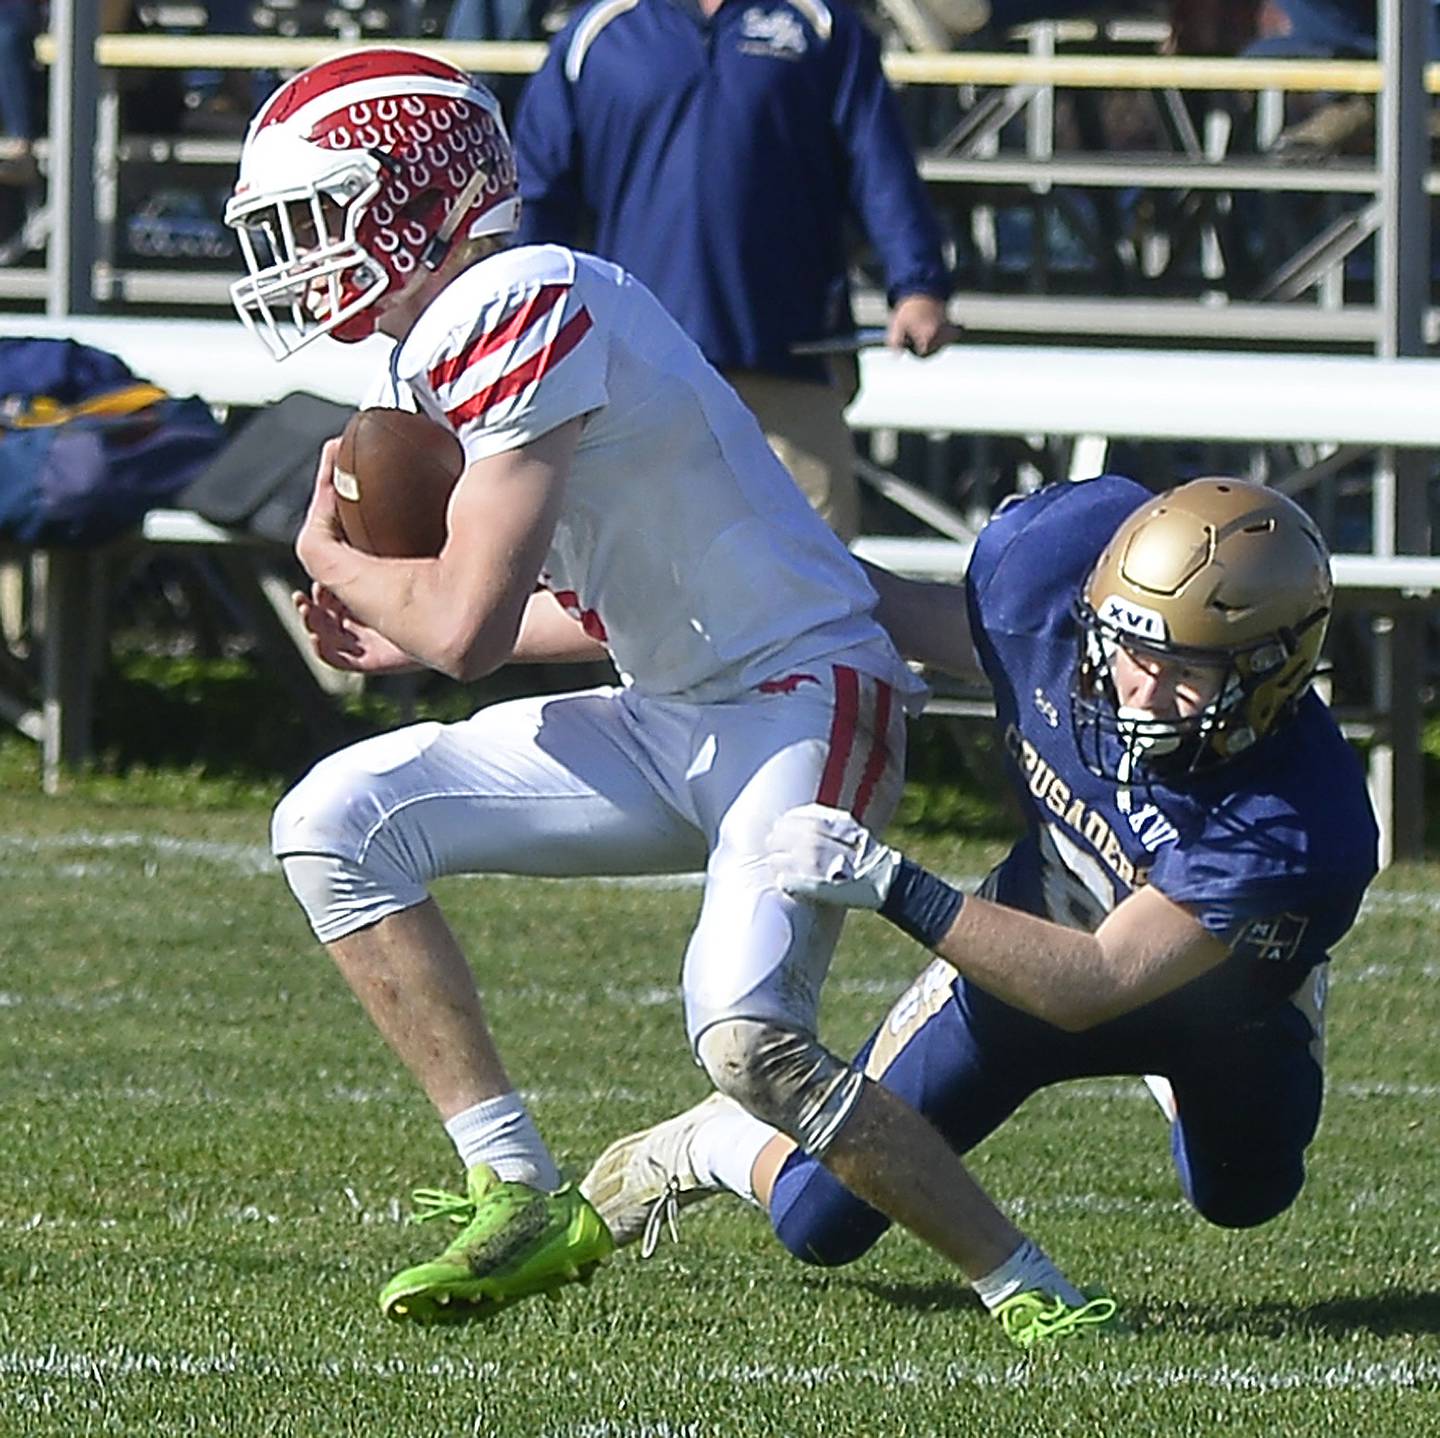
[{"x1": 365, "y1": 243, "x2": 923, "y2": 707}]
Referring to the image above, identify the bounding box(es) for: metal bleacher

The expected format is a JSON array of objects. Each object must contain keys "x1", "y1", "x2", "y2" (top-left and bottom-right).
[
  {"x1": 8, "y1": 13, "x2": 1438, "y2": 334},
  {"x1": 3, "y1": 1, "x2": 1438, "y2": 865}
]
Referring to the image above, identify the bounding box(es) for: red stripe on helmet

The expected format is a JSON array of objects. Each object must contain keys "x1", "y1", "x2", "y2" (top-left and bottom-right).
[{"x1": 255, "y1": 49, "x2": 474, "y2": 130}]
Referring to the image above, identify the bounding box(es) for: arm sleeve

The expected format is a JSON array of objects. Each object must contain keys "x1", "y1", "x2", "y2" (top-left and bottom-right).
[
  {"x1": 513, "y1": 38, "x2": 586, "y2": 247},
  {"x1": 830, "y1": 16, "x2": 950, "y2": 304}
]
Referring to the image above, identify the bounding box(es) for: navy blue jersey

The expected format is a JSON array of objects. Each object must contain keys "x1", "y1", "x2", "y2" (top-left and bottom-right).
[{"x1": 965, "y1": 476, "x2": 1378, "y2": 1002}]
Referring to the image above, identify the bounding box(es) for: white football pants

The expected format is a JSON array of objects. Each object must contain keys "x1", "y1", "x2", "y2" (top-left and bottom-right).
[{"x1": 272, "y1": 661, "x2": 908, "y2": 1044}]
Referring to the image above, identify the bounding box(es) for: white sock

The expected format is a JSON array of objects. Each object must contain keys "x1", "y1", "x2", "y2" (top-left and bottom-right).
[
  {"x1": 444, "y1": 1093, "x2": 561, "y2": 1191},
  {"x1": 971, "y1": 1238, "x2": 1086, "y2": 1313},
  {"x1": 687, "y1": 1104, "x2": 772, "y2": 1207}
]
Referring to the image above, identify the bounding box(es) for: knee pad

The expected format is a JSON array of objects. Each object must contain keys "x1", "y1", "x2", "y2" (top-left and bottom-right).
[
  {"x1": 271, "y1": 724, "x2": 450, "y2": 870},
  {"x1": 695, "y1": 1018, "x2": 863, "y2": 1158},
  {"x1": 1185, "y1": 1161, "x2": 1304, "y2": 1230},
  {"x1": 1188, "y1": 1172, "x2": 1302, "y2": 1230},
  {"x1": 271, "y1": 757, "x2": 391, "y2": 864}
]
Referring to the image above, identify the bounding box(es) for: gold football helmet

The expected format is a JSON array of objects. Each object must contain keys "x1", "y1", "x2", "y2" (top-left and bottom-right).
[{"x1": 1073, "y1": 478, "x2": 1333, "y2": 780}]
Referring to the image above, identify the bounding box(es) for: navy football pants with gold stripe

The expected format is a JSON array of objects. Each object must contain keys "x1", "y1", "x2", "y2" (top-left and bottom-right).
[{"x1": 770, "y1": 957, "x2": 1324, "y2": 1266}]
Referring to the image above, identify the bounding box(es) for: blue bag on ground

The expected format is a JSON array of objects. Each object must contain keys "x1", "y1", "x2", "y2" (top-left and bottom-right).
[{"x1": 0, "y1": 337, "x2": 225, "y2": 546}]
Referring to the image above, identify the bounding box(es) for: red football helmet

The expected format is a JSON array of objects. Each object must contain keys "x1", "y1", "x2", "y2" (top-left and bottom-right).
[{"x1": 225, "y1": 49, "x2": 519, "y2": 359}]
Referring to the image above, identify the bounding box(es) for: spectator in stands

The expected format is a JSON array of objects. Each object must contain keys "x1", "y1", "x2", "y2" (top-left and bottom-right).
[
  {"x1": 444, "y1": 0, "x2": 549, "y2": 118},
  {"x1": 182, "y1": 0, "x2": 267, "y2": 135},
  {"x1": 915, "y1": 3, "x2": 1423, "y2": 158},
  {"x1": 1247, "y1": 1, "x2": 1377, "y2": 58},
  {"x1": 100, "y1": 2, "x2": 186, "y2": 135},
  {"x1": 511, "y1": 0, "x2": 957, "y2": 542},
  {"x1": 0, "y1": 0, "x2": 41, "y2": 188},
  {"x1": 905, "y1": 0, "x2": 1258, "y2": 49},
  {"x1": 446, "y1": 0, "x2": 546, "y2": 42},
  {"x1": 909, "y1": 1, "x2": 1377, "y2": 58},
  {"x1": 1244, "y1": 2, "x2": 1439, "y2": 156}
]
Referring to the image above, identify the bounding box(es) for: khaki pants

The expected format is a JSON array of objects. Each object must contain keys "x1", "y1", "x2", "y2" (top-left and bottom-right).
[{"x1": 725, "y1": 365, "x2": 861, "y2": 543}]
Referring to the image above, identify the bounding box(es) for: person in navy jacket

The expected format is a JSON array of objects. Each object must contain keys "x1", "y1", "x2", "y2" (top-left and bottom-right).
[{"x1": 512, "y1": 0, "x2": 956, "y2": 538}]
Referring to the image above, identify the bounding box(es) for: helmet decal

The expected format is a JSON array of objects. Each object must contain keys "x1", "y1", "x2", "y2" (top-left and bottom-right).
[{"x1": 1095, "y1": 593, "x2": 1167, "y2": 645}]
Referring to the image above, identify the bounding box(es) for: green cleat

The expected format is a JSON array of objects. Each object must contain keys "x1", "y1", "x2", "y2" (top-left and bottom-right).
[
  {"x1": 379, "y1": 1163, "x2": 614, "y2": 1324},
  {"x1": 995, "y1": 1290, "x2": 1125, "y2": 1350}
]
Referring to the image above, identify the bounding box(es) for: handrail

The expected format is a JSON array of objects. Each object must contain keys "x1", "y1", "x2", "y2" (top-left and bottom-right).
[
  {"x1": 32, "y1": 32, "x2": 1440, "y2": 94},
  {"x1": 881, "y1": 52, "x2": 1431, "y2": 92},
  {"x1": 40, "y1": 35, "x2": 550, "y2": 74}
]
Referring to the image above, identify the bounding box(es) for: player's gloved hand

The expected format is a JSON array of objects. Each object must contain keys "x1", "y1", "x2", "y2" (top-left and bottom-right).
[{"x1": 765, "y1": 802, "x2": 902, "y2": 910}]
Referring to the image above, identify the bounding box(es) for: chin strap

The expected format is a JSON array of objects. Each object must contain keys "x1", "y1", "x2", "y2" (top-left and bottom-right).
[
  {"x1": 421, "y1": 169, "x2": 492, "y2": 271},
  {"x1": 1115, "y1": 748, "x2": 1136, "y2": 813}
]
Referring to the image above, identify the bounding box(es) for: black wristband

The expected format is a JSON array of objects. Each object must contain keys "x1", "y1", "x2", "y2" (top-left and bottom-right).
[{"x1": 878, "y1": 856, "x2": 965, "y2": 950}]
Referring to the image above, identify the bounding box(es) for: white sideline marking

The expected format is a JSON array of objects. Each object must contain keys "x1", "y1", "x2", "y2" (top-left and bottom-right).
[
  {"x1": 2, "y1": 1347, "x2": 1438, "y2": 1394},
  {"x1": 5, "y1": 826, "x2": 1440, "y2": 919},
  {"x1": 3, "y1": 1074, "x2": 1431, "y2": 1117},
  {"x1": 1333, "y1": 1080, "x2": 1440, "y2": 1098},
  {"x1": 1359, "y1": 888, "x2": 1440, "y2": 916},
  {"x1": 1061, "y1": 1077, "x2": 1440, "y2": 1101},
  {"x1": 0, "y1": 830, "x2": 277, "y2": 874},
  {"x1": 0, "y1": 1167, "x2": 1415, "y2": 1233},
  {"x1": 7, "y1": 825, "x2": 1440, "y2": 913},
  {"x1": 1344, "y1": 961, "x2": 1440, "y2": 981},
  {"x1": 0, "y1": 831, "x2": 713, "y2": 885},
  {"x1": 562, "y1": 1426, "x2": 703, "y2": 1438},
  {"x1": 0, "y1": 976, "x2": 898, "y2": 1012}
]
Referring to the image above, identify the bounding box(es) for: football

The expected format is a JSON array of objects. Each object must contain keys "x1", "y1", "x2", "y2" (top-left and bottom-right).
[{"x1": 332, "y1": 406, "x2": 466, "y2": 558}]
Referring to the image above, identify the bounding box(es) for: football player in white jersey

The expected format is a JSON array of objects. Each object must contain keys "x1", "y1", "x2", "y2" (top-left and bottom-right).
[{"x1": 224, "y1": 49, "x2": 1101, "y2": 1340}]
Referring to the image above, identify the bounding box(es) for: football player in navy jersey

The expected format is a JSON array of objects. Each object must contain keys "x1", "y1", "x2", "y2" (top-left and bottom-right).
[{"x1": 581, "y1": 475, "x2": 1379, "y2": 1345}]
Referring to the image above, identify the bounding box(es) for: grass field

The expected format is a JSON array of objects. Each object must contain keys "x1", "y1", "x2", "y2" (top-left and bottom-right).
[{"x1": 2, "y1": 784, "x2": 1438, "y2": 1437}]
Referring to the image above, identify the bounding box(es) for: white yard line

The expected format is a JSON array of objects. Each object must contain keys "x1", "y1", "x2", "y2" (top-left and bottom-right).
[
  {"x1": 0, "y1": 1045, "x2": 1435, "y2": 1129},
  {"x1": 1, "y1": 1346, "x2": 1438, "y2": 1394},
  {"x1": 5, "y1": 827, "x2": 1440, "y2": 917},
  {"x1": 0, "y1": 830, "x2": 277, "y2": 874},
  {"x1": 3, "y1": 831, "x2": 1440, "y2": 1022},
  {"x1": 0, "y1": 831, "x2": 711, "y2": 885}
]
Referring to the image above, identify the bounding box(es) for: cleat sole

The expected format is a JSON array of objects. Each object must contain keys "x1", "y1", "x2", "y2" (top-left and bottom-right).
[{"x1": 379, "y1": 1250, "x2": 611, "y2": 1325}]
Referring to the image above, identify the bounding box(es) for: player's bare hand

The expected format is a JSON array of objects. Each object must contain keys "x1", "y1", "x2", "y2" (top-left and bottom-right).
[
  {"x1": 765, "y1": 802, "x2": 902, "y2": 910},
  {"x1": 294, "y1": 581, "x2": 419, "y2": 674},
  {"x1": 295, "y1": 436, "x2": 351, "y2": 582},
  {"x1": 886, "y1": 293, "x2": 959, "y2": 358}
]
